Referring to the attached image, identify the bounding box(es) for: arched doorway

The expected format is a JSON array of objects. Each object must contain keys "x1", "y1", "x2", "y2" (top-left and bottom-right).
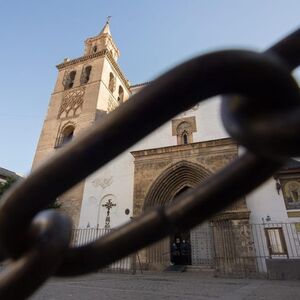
[
  {"x1": 170, "y1": 186, "x2": 192, "y2": 265},
  {"x1": 143, "y1": 160, "x2": 213, "y2": 269}
]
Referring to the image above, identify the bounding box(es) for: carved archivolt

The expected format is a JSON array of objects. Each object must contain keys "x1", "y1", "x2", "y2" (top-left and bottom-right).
[
  {"x1": 176, "y1": 121, "x2": 192, "y2": 135},
  {"x1": 143, "y1": 160, "x2": 212, "y2": 210},
  {"x1": 58, "y1": 87, "x2": 85, "y2": 119},
  {"x1": 107, "y1": 96, "x2": 119, "y2": 113}
]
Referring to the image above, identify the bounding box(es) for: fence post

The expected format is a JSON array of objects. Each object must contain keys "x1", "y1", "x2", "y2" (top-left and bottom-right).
[{"x1": 131, "y1": 253, "x2": 137, "y2": 275}]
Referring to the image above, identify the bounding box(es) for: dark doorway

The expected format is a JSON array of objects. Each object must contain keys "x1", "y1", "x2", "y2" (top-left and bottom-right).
[{"x1": 170, "y1": 186, "x2": 192, "y2": 265}]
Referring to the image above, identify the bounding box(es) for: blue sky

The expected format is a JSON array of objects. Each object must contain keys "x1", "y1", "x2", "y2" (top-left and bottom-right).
[{"x1": 0, "y1": 0, "x2": 299, "y2": 175}]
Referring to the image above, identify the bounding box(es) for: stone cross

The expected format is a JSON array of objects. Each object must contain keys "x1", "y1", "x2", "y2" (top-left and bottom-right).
[{"x1": 102, "y1": 199, "x2": 116, "y2": 229}]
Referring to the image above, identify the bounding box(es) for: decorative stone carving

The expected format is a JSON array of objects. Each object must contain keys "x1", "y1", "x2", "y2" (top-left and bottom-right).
[
  {"x1": 92, "y1": 176, "x2": 113, "y2": 189},
  {"x1": 107, "y1": 96, "x2": 118, "y2": 112},
  {"x1": 172, "y1": 116, "x2": 196, "y2": 136},
  {"x1": 58, "y1": 87, "x2": 85, "y2": 119},
  {"x1": 172, "y1": 116, "x2": 197, "y2": 145}
]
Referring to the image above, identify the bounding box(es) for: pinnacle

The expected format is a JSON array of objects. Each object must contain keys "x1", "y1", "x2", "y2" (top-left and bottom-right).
[{"x1": 99, "y1": 18, "x2": 111, "y2": 36}]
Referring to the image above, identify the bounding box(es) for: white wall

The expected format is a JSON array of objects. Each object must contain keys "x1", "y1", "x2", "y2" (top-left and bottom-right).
[
  {"x1": 79, "y1": 96, "x2": 228, "y2": 228},
  {"x1": 246, "y1": 178, "x2": 300, "y2": 224},
  {"x1": 79, "y1": 94, "x2": 299, "y2": 229}
]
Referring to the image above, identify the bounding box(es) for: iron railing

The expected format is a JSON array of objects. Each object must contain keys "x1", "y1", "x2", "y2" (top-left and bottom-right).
[
  {"x1": 0, "y1": 28, "x2": 300, "y2": 299},
  {"x1": 71, "y1": 228, "x2": 138, "y2": 273},
  {"x1": 213, "y1": 222, "x2": 300, "y2": 278},
  {"x1": 71, "y1": 222, "x2": 300, "y2": 279}
]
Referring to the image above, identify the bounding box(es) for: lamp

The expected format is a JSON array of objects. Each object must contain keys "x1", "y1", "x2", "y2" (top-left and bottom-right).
[{"x1": 275, "y1": 178, "x2": 281, "y2": 194}]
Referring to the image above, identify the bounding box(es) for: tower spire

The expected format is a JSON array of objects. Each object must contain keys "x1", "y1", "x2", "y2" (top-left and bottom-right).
[
  {"x1": 84, "y1": 17, "x2": 120, "y2": 60},
  {"x1": 99, "y1": 16, "x2": 112, "y2": 36}
]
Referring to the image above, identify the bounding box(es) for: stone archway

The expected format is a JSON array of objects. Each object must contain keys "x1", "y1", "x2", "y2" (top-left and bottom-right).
[
  {"x1": 143, "y1": 160, "x2": 211, "y2": 210},
  {"x1": 142, "y1": 160, "x2": 212, "y2": 269}
]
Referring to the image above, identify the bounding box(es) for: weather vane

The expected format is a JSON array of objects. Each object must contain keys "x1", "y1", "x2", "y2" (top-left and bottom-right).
[{"x1": 107, "y1": 16, "x2": 112, "y2": 24}]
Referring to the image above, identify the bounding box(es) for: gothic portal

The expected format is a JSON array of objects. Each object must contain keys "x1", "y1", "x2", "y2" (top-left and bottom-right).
[{"x1": 131, "y1": 138, "x2": 250, "y2": 269}]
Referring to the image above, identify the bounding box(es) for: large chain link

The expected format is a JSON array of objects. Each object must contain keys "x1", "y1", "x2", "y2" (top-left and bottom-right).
[{"x1": 0, "y1": 28, "x2": 300, "y2": 299}]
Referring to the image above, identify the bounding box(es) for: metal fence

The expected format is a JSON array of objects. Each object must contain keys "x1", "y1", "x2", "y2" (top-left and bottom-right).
[
  {"x1": 212, "y1": 222, "x2": 300, "y2": 278},
  {"x1": 72, "y1": 228, "x2": 141, "y2": 273},
  {"x1": 73, "y1": 222, "x2": 300, "y2": 278}
]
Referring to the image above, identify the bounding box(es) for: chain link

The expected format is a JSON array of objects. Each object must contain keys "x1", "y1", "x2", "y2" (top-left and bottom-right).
[{"x1": 0, "y1": 28, "x2": 299, "y2": 299}]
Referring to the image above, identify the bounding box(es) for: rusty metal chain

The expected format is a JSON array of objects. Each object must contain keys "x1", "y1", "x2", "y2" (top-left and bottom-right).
[{"x1": 0, "y1": 28, "x2": 300, "y2": 299}]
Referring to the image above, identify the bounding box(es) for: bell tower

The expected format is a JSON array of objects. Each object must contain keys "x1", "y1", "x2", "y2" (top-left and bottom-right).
[{"x1": 32, "y1": 20, "x2": 131, "y2": 226}]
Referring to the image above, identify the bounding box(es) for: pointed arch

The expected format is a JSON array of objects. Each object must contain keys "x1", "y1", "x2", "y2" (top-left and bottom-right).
[
  {"x1": 143, "y1": 160, "x2": 212, "y2": 210},
  {"x1": 108, "y1": 72, "x2": 115, "y2": 93},
  {"x1": 55, "y1": 121, "x2": 76, "y2": 148},
  {"x1": 64, "y1": 70, "x2": 76, "y2": 90}
]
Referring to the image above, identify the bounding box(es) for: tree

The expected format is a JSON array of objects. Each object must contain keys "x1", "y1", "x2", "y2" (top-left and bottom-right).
[{"x1": 0, "y1": 176, "x2": 16, "y2": 198}]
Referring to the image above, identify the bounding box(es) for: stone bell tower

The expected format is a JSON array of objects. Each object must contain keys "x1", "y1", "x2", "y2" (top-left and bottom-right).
[{"x1": 32, "y1": 20, "x2": 131, "y2": 226}]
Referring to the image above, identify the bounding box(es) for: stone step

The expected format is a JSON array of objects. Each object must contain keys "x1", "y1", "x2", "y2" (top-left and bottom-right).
[
  {"x1": 164, "y1": 265, "x2": 187, "y2": 272},
  {"x1": 185, "y1": 265, "x2": 215, "y2": 272}
]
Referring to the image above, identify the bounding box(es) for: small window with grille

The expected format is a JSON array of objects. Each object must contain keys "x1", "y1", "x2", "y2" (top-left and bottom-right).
[{"x1": 265, "y1": 227, "x2": 287, "y2": 256}]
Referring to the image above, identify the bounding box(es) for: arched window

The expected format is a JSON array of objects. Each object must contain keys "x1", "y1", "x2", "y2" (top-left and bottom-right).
[
  {"x1": 176, "y1": 121, "x2": 192, "y2": 145},
  {"x1": 80, "y1": 66, "x2": 92, "y2": 85},
  {"x1": 55, "y1": 125, "x2": 75, "y2": 148},
  {"x1": 118, "y1": 86, "x2": 124, "y2": 103},
  {"x1": 108, "y1": 72, "x2": 115, "y2": 93},
  {"x1": 182, "y1": 131, "x2": 188, "y2": 145},
  {"x1": 92, "y1": 45, "x2": 98, "y2": 53},
  {"x1": 64, "y1": 71, "x2": 76, "y2": 90}
]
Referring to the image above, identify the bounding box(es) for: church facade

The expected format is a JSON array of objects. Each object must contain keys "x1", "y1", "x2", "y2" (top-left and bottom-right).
[{"x1": 33, "y1": 21, "x2": 300, "y2": 275}]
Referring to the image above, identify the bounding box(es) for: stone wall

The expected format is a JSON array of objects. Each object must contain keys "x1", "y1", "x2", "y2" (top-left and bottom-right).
[{"x1": 131, "y1": 138, "x2": 253, "y2": 270}]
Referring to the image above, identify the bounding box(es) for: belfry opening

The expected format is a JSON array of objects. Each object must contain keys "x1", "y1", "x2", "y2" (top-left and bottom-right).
[{"x1": 170, "y1": 186, "x2": 192, "y2": 266}]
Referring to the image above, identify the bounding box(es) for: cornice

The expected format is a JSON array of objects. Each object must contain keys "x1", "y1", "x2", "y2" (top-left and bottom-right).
[
  {"x1": 212, "y1": 209, "x2": 251, "y2": 221},
  {"x1": 131, "y1": 138, "x2": 236, "y2": 158},
  {"x1": 56, "y1": 50, "x2": 107, "y2": 70},
  {"x1": 105, "y1": 51, "x2": 131, "y2": 91},
  {"x1": 56, "y1": 50, "x2": 130, "y2": 91},
  {"x1": 130, "y1": 81, "x2": 151, "y2": 88}
]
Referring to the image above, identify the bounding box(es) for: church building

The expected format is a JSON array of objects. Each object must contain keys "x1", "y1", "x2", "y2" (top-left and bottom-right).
[{"x1": 32, "y1": 21, "x2": 300, "y2": 276}]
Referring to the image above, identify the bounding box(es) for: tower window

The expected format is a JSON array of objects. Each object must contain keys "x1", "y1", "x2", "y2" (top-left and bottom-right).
[
  {"x1": 55, "y1": 125, "x2": 75, "y2": 148},
  {"x1": 118, "y1": 86, "x2": 124, "y2": 103},
  {"x1": 109, "y1": 72, "x2": 115, "y2": 93},
  {"x1": 176, "y1": 121, "x2": 193, "y2": 145},
  {"x1": 80, "y1": 66, "x2": 92, "y2": 85},
  {"x1": 64, "y1": 71, "x2": 76, "y2": 90},
  {"x1": 182, "y1": 132, "x2": 188, "y2": 145},
  {"x1": 93, "y1": 45, "x2": 98, "y2": 53}
]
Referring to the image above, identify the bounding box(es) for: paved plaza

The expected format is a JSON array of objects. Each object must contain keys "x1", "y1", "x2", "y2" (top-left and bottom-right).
[{"x1": 31, "y1": 271, "x2": 300, "y2": 300}]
